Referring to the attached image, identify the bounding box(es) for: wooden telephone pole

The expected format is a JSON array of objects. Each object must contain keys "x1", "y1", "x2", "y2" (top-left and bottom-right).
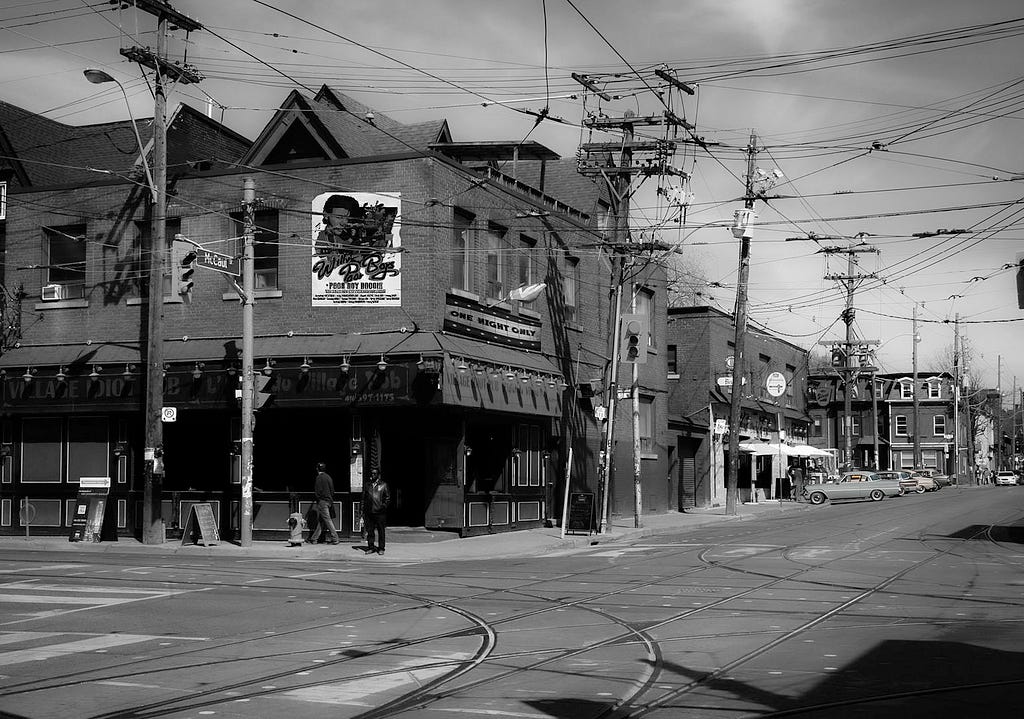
[{"x1": 118, "y1": 0, "x2": 203, "y2": 544}]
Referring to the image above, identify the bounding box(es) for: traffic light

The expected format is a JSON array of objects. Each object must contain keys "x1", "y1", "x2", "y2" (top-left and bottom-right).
[
  {"x1": 620, "y1": 313, "x2": 648, "y2": 364},
  {"x1": 174, "y1": 241, "x2": 197, "y2": 301},
  {"x1": 254, "y1": 374, "x2": 274, "y2": 410}
]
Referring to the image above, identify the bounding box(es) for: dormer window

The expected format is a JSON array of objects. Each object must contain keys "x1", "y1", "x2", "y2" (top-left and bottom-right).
[
  {"x1": 900, "y1": 381, "x2": 913, "y2": 399},
  {"x1": 928, "y1": 381, "x2": 941, "y2": 399}
]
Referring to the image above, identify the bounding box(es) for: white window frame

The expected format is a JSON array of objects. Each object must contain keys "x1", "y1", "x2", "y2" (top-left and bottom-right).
[
  {"x1": 639, "y1": 395, "x2": 654, "y2": 453},
  {"x1": 451, "y1": 210, "x2": 473, "y2": 292},
  {"x1": 563, "y1": 255, "x2": 580, "y2": 324},
  {"x1": 895, "y1": 415, "x2": 908, "y2": 436},
  {"x1": 928, "y1": 381, "x2": 941, "y2": 399},
  {"x1": 635, "y1": 287, "x2": 655, "y2": 346},
  {"x1": 484, "y1": 223, "x2": 506, "y2": 300},
  {"x1": 933, "y1": 414, "x2": 946, "y2": 436},
  {"x1": 517, "y1": 234, "x2": 536, "y2": 288},
  {"x1": 0, "y1": 181, "x2": 6, "y2": 220},
  {"x1": 900, "y1": 382, "x2": 913, "y2": 399}
]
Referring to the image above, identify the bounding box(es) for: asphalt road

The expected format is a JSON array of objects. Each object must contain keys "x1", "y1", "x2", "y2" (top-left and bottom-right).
[{"x1": 0, "y1": 486, "x2": 1021, "y2": 718}]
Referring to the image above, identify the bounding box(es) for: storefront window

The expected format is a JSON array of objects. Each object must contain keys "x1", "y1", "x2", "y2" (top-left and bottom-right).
[
  {"x1": 21, "y1": 418, "x2": 62, "y2": 483},
  {"x1": 68, "y1": 419, "x2": 108, "y2": 484}
]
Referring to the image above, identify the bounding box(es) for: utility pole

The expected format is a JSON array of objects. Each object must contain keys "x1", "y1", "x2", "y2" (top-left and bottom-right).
[
  {"x1": 996, "y1": 355, "x2": 1002, "y2": 471},
  {"x1": 953, "y1": 313, "x2": 960, "y2": 479},
  {"x1": 240, "y1": 178, "x2": 256, "y2": 546},
  {"x1": 122, "y1": 1, "x2": 202, "y2": 544},
  {"x1": 964, "y1": 331, "x2": 977, "y2": 483},
  {"x1": 912, "y1": 305, "x2": 921, "y2": 469},
  {"x1": 579, "y1": 92, "x2": 691, "y2": 531},
  {"x1": 725, "y1": 131, "x2": 758, "y2": 515},
  {"x1": 818, "y1": 242, "x2": 879, "y2": 472}
]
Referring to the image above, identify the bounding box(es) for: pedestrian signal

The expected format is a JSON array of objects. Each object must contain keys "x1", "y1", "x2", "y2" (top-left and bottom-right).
[{"x1": 620, "y1": 314, "x2": 648, "y2": 364}]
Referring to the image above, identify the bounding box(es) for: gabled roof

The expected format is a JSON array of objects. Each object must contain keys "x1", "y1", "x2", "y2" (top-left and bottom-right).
[
  {"x1": 0, "y1": 99, "x2": 250, "y2": 189},
  {"x1": 243, "y1": 84, "x2": 451, "y2": 166}
]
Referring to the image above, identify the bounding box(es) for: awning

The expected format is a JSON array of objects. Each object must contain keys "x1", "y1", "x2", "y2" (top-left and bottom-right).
[
  {"x1": 739, "y1": 441, "x2": 798, "y2": 456},
  {"x1": 788, "y1": 444, "x2": 834, "y2": 457}
]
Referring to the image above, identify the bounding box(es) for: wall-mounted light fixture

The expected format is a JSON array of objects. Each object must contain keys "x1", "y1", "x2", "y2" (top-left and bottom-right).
[
  {"x1": 55, "y1": 366, "x2": 68, "y2": 384},
  {"x1": 457, "y1": 358, "x2": 469, "y2": 373},
  {"x1": 340, "y1": 356, "x2": 351, "y2": 374},
  {"x1": 192, "y1": 362, "x2": 205, "y2": 381},
  {"x1": 89, "y1": 365, "x2": 102, "y2": 382},
  {"x1": 123, "y1": 363, "x2": 136, "y2": 381},
  {"x1": 520, "y1": 372, "x2": 530, "y2": 384},
  {"x1": 464, "y1": 446, "x2": 473, "y2": 456},
  {"x1": 376, "y1": 354, "x2": 388, "y2": 372},
  {"x1": 300, "y1": 357, "x2": 312, "y2": 374},
  {"x1": 262, "y1": 358, "x2": 275, "y2": 377},
  {"x1": 22, "y1": 367, "x2": 36, "y2": 384}
]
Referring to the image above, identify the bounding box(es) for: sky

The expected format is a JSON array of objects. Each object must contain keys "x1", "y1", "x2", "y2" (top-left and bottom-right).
[{"x1": 1, "y1": 0, "x2": 1022, "y2": 404}]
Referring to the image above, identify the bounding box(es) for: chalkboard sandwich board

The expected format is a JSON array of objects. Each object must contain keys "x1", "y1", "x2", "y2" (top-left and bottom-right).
[
  {"x1": 181, "y1": 503, "x2": 220, "y2": 546},
  {"x1": 565, "y1": 492, "x2": 595, "y2": 535}
]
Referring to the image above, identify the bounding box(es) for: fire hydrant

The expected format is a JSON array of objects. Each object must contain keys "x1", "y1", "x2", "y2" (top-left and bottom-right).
[{"x1": 287, "y1": 512, "x2": 305, "y2": 546}]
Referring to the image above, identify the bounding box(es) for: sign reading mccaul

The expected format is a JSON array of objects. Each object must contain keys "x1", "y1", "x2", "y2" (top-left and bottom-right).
[{"x1": 443, "y1": 293, "x2": 542, "y2": 351}]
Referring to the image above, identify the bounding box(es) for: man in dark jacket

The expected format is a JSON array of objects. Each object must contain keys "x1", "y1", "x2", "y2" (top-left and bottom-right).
[
  {"x1": 307, "y1": 462, "x2": 340, "y2": 545},
  {"x1": 362, "y1": 469, "x2": 390, "y2": 554}
]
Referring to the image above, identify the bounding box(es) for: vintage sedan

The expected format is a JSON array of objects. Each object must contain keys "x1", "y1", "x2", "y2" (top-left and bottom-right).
[
  {"x1": 876, "y1": 470, "x2": 921, "y2": 494},
  {"x1": 803, "y1": 471, "x2": 904, "y2": 505}
]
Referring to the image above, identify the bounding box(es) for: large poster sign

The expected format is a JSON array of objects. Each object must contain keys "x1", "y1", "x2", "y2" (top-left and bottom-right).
[{"x1": 311, "y1": 192, "x2": 401, "y2": 306}]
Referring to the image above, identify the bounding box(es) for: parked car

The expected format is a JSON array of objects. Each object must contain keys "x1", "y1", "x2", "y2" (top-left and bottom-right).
[
  {"x1": 803, "y1": 471, "x2": 904, "y2": 505},
  {"x1": 909, "y1": 470, "x2": 940, "y2": 491},
  {"x1": 876, "y1": 470, "x2": 921, "y2": 494},
  {"x1": 994, "y1": 471, "x2": 1018, "y2": 486}
]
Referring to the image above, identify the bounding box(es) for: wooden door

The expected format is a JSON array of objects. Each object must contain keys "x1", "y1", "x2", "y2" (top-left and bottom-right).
[{"x1": 424, "y1": 438, "x2": 464, "y2": 531}]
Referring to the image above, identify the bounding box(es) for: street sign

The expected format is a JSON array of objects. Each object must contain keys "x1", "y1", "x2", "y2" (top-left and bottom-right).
[
  {"x1": 195, "y1": 248, "x2": 240, "y2": 277},
  {"x1": 725, "y1": 355, "x2": 735, "y2": 369},
  {"x1": 714, "y1": 419, "x2": 727, "y2": 435},
  {"x1": 766, "y1": 371, "x2": 787, "y2": 397},
  {"x1": 161, "y1": 407, "x2": 177, "y2": 423}
]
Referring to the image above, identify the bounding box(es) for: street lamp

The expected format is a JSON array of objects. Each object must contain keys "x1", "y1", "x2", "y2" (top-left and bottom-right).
[{"x1": 83, "y1": 69, "x2": 155, "y2": 200}]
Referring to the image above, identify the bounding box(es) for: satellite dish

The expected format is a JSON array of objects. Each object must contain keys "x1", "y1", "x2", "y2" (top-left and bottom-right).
[{"x1": 508, "y1": 283, "x2": 547, "y2": 303}]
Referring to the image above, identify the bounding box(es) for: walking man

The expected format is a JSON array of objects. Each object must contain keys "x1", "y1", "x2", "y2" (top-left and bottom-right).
[
  {"x1": 307, "y1": 462, "x2": 340, "y2": 545},
  {"x1": 362, "y1": 469, "x2": 391, "y2": 554}
]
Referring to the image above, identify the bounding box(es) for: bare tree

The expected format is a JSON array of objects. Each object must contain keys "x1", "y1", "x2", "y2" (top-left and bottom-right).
[{"x1": 666, "y1": 247, "x2": 714, "y2": 307}]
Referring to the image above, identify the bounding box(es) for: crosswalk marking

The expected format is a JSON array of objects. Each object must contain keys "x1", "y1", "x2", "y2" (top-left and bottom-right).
[
  {"x1": 0, "y1": 634, "x2": 164, "y2": 667},
  {"x1": 283, "y1": 652, "x2": 472, "y2": 706},
  {"x1": 0, "y1": 564, "x2": 85, "y2": 574},
  {"x1": 0, "y1": 580, "x2": 209, "y2": 626}
]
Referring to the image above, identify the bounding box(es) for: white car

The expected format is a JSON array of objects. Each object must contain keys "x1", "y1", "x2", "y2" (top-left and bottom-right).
[{"x1": 994, "y1": 471, "x2": 1018, "y2": 486}]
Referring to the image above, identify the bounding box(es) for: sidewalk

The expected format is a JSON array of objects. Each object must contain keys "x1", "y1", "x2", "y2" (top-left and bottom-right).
[{"x1": 0, "y1": 500, "x2": 810, "y2": 563}]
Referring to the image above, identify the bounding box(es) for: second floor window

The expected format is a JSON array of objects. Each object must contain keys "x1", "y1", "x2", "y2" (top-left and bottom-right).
[
  {"x1": 135, "y1": 219, "x2": 181, "y2": 299},
  {"x1": 452, "y1": 210, "x2": 473, "y2": 292},
  {"x1": 44, "y1": 224, "x2": 86, "y2": 299},
  {"x1": 231, "y1": 210, "x2": 279, "y2": 290},
  {"x1": 563, "y1": 255, "x2": 580, "y2": 323},
  {"x1": 667, "y1": 345, "x2": 677, "y2": 375},
  {"x1": 517, "y1": 235, "x2": 536, "y2": 288},
  {"x1": 484, "y1": 223, "x2": 506, "y2": 300},
  {"x1": 933, "y1": 415, "x2": 946, "y2": 436},
  {"x1": 900, "y1": 382, "x2": 913, "y2": 399},
  {"x1": 635, "y1": 286, "x2": 655, "y2": 345},
  {"x1": 895, "y1": 415, "x2": 908, "y2": 436},
  {"x1": 813, "y1": 416, "x2": 823, "y2": 437}
]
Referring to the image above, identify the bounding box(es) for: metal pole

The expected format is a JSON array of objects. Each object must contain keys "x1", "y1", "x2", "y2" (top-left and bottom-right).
[
  {"x1": 912, "y1": 305, "x2": 921, "y2": 469},
  {"x1": 240, "y1": 178, "x2": 256, "y2": 547},
  {"x1": 599, "y1": 279, "x2": 622, "y2": 534},
  {"x1": 725, "y1": 130, "x2": 757, "y2": 515},
  {"x1": 142, "y1": 13, "x2": 168, "y2": 545},
  {"x1": 953, "y1": 313, "x2": 960, "y2": 479},
  {"x1": 871, "y1": 372, "x2": 880, "y2": 470},
  {"x1": 631, "y1": 291, "x2": 642, "y2": 528}
]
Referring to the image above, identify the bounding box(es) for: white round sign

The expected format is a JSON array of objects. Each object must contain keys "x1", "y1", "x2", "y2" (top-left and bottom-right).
[
  {"x1": 765, "y1": 372, "x2": 787, "y2": 397},
  {"x1": 161, "y1": 407, "x2": 178, "y2": 423}
]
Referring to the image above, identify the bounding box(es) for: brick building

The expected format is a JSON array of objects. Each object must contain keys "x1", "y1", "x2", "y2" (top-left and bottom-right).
[
  {"x1": 667, "y1": 306, "x2": 812, "y2": 507},
  {"x1": 0, "y1": 86, "x2": 643, "y2": 539},
  {"x1": 806, "y1": 370, "x2": 956, "y2": 473}
]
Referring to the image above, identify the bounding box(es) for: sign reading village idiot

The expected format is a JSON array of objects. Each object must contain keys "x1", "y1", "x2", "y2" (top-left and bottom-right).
[
  {"x1": 444, "y1": 293, "x2": 542, "y2": 351},
  {"x1": 311, "y1": 191, "x2": 401, "y2": 307}
]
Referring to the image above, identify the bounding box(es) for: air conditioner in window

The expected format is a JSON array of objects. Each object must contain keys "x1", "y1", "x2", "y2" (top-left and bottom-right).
[{"x1": 41, "y1": 283, "x2": 65, "y2": 301}]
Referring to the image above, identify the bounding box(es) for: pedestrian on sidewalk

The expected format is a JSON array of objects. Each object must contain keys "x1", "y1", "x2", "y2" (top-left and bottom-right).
[
  {"x1": 362, "y1": 468, "x2": 390, "y2": 554},
  {"x1": 307, "y1": 462, "x2": 340, "y2": 545}
]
